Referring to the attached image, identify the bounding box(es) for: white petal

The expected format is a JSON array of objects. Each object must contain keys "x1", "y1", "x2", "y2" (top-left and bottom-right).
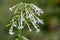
[{"x1": 9, "y1": 31, "x2": 14, "y2": 35}]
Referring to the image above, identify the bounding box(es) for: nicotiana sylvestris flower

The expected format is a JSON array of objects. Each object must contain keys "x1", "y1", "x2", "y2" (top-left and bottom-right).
[{"x1": 7, "y1": 2, "x2": 44, "y2": 35}]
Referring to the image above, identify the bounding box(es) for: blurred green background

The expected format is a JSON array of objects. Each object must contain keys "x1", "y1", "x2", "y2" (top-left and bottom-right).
[{"x1": 0, "y1": 0, "x2": 60, "y2": 40}]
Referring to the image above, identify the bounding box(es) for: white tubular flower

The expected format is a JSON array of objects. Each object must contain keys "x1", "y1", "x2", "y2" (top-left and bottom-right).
[
  {"x1": 37, "y1": 19, "x2": 44, "y2": 24},
  {"x1": 30, "y1": 4, "x2": 43, "y2": 16},
  {"x1": 13, "y1": 21, "x2": 16, "y2": 27},
  {"x1": 35, "y1": 9, "x2": 43, "y2": 16},
  {"x1": 9, "y1": 4, "x2": 18, "y2": 11},
  {"x1": 25, "y1": 8, "x2": 29, "y2": 19},
  {"x1": 21, "y1": 11, "x2": 24, "y2": 29},
  {"x1": 31, "y1": 14, "x2": 37, "y2": 24},
  {"x1": 18, "y1": 22, "x2": 23, "y2": 30},
  {"x1": 29, "y1": 18, "x2": 40, "y2": 32},
  {"x1": 30, "y1": 12, "x2": 44, "y2": 24},
  {"x1": 9, "y1": 25, "x2": 13, "y2": 32},
  {"x1": 27, "y1": 24, "x2": 32, "y2": 32},
  {"x1": 9, "y1": 25, "x2": 14, "y2": 35}
]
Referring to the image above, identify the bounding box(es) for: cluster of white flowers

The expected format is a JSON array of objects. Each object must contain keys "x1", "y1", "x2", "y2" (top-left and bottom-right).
[{"x1": 8, "y1": 2, "x2": 44, "y2": 35}]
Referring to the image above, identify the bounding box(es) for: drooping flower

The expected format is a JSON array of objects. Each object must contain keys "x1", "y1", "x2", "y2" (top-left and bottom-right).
[
  {"x1": 8, "y1": 2, "x2": 44, "y2": 35},
  {"x1": 9, "y1": 4, "x2": 19, "y2": 11},
  {"x1": 37, "y1": 19, "x2": 44, "y2": 24},
  {"x1": 30, "y1": 4, "x2": 43, "y2": 15}
]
